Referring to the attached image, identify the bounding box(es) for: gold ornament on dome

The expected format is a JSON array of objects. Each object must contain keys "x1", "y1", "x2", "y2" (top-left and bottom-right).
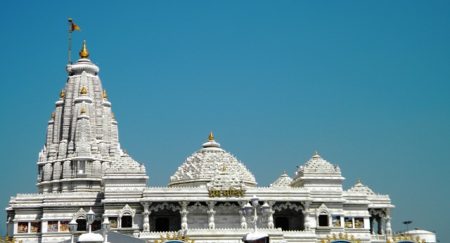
[
  {"x1": 80, "y1": 86, "x2": 88, "y2": 95},
  {"x1": 60, "y1": 90, "x2": 65, "y2": 98},
  {"x1": 79, "y1": 40, "x2": 89, "y2": 58},
  {"x1": 102, "y1": 90, "x2": 108, "y2": 99},
  {"x1": 208, "y1": 131, "x2": 214, "y2": 141},
  {"x1": 154, "y1": 232, "x2": 194, "y2": 243},
  {"x1": 321, "y1": 233, "x2": 361, "y2": 243}
]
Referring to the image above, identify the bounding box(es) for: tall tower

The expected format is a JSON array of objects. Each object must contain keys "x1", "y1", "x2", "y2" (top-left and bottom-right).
[{"x1": 37, "y1": 41, "x2": 146, "y2": 193}]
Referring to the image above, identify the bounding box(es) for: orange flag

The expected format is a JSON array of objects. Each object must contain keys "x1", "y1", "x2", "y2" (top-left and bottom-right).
[{"x1": 68, "y1": 18, "x2": 80, "y2": 32}]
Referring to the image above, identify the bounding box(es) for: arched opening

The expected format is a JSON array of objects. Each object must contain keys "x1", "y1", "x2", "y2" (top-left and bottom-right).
[
  {"x1": 76, "y1": 219, "x2": 86, "y2": 231},
  {"x1": 150, "y1": 208, "x2": 181, "y2": 232},
  {"x1": 121, "y1": 215, "x2": 133, "y2": 228},
  {"x1": 272, "y1": 203, "x2": 304, "y2": 231}
]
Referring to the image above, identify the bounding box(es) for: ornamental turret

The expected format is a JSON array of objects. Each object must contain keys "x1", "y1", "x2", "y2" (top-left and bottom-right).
[
  {"x1": 291, "y1": 152, "x2": 344, "y2": 191},
  {"x1": 37, "y1": 41, "x2": 147, "y2": 193}
]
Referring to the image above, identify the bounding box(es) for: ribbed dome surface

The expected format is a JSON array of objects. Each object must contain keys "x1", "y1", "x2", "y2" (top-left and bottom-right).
[
  {"x1": 169, "y1": 135, "x2": 257, "y2": 187},
  {"x1": 270, "y1": 172, "x2": 293, "y2": 187}
]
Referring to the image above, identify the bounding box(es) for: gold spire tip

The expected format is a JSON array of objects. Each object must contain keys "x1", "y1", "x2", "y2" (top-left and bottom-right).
[
  {"x1": 102, "y1": 90, "x2": 108, "y2": 99},
  {"x1": 60, "y1": 90, "x2": 65, "y2": 98},
  {"x1": 208, "y1": 131, "x2": 214, "y2": 141},
  {"x1": 79, "y1": 40, "x2": 89, "y2": 58}
]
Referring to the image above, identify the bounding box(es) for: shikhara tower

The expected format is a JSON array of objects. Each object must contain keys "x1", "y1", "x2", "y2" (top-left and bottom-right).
[
  {"x1": 37, "y1": 41, "x2": 147, "y2": 193},
  {"x1": 6, "y1": 41, "x2": 435, "y2": 243}
]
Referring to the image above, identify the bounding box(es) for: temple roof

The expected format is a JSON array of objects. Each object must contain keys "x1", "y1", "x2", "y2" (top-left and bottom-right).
[
  {"x1": 295, "y1": 152, "x2": 341, "y2": 175},
  {"x1": 270, "y1": 172, "x2": 293, "y2": 187},
  {"x1": 347, "y1": 180, "x2": 375, "y2": 195},
  {"x1": 169, "y1": 133, "x2": 257, "y2": 187}
]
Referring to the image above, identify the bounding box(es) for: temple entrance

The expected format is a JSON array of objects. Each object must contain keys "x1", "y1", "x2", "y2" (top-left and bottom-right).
[
  {"x1": 272, "y1": 202, "x2": 304, "y2": 231},
  {"x1": 150, "y1": 208, "x2": 181, "y2": 232}
]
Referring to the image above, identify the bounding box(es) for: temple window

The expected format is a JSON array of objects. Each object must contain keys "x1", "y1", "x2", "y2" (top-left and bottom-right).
[
  {"x1": 30, "y1": 222, "x2": 41, "y2": 233},
  {"x1": 121, "y1": 215, "x2": 132, "y2": 228},
  {"x1": 77, "y1": 161, "x2": 85, "y2": 175},
  {"x1": 59, "y1": 221, "x2": 69, "y2": 232},
  {"x1": 354, "y1": 217, "x2": 364, "y2": 228},
  {"x1": 274, "y1": 217, "x2": 290, "y2": 230},
  {"x1": 48, "y1": 221, "x2": 58, "y2": 232},
  {"x1": 109, "y1": 217, "x2": 118, "y2": 228},
  {"x1": 76, "y1": 219, "x2": 87, "y2": 231},
  {"x1": 344, "y1": 217, "x2": 353, "y2": 228},
  {"x1": 18, "y1": 222, "x2": 28, "y2": 233},
  {"x1": 318, "y1": 214, "x2": 329, "y2": 227},
  {"x1": 332, "y1": 216, "x2": 341, "y2": 227}
]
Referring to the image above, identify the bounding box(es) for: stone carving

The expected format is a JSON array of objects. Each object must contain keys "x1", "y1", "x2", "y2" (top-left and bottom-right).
[
  {"x1": 316, "y1": 203, "x2": 329, "y2": 215},
  {"x1": 149, "y1": 202, "x2": 180, "y2": 212},
  {"x1": 73, "y1": 208, "x2": 87, "y2": 220},
  {"x1": 270, "y1": 172, "x2": 293, "y2": 187},
  {"x1": 348, "y1": 180, "x2": 375, "y2": 195},
  {"x1": 119, "y1": 204, "x2": 136, "y2": 217},
  {"x1": 273, "y1": 202, "x2": 304, "y2": 212},
  {"x1": 295, "y1": 153, "x2": 341, "y2": 177},
  {"x1": 169, "y1": 138, "x2": 256, "y2": 187}
]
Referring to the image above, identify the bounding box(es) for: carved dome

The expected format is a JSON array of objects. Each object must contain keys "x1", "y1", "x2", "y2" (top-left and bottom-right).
[
  {"x1": 169, "y1": 133, "x2": 257, "y2": 187},
  {"x1": 295, "y1": 152, "x2": 341, "y2": 176},
  {"x1": 270, "y1": 172, "x2": 293, "y2": 187},
  {"x1": 347, "y1": 180, "x2": 375, "y2": 195}
]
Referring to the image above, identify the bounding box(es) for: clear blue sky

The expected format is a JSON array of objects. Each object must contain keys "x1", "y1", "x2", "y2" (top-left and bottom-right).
[{"x1": 0, "y1": 0, "x2": 449, "y2": 241}]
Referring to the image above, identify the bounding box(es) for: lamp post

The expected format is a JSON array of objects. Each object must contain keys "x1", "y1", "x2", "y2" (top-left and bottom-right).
[
  {"x1": 102, "y1": 217, "x2": 110, "y2": 243},
  {"x1": 243, "y1": 195, "x2": 270, "y2": 232},
  {"x1": 86, "y1": 208, "x2": 95, "y2": 233},
  {"x1": 69, "y1": 219, "x2": 78, "y2": 243}
]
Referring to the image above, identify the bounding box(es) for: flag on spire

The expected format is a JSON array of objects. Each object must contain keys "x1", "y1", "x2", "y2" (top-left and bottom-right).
[{"x1": 68, "y1": 18, "x2": 80, "y2": 32}]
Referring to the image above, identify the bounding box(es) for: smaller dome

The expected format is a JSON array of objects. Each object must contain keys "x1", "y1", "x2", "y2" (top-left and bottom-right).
[
  {"x1": 270, "y1": 172, "x2": 293, "y2": 187},
  {"x1": 78, "y1": 232, "x2": 104, "y2": 242},
  {"x1": 295, "y1": 152, "x2": 341, "y2": 176},
  {"x1": 347, "y1": 180, "x2": 375, "y2": 195}
]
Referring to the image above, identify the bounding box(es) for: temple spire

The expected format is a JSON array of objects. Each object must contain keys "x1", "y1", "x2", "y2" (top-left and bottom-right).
[
  {"x1": 79, "y1": 40, "x2": 89, "y2": 58},
  {"x1": 208, "y1": 131, "x2": 214, "y2": 141}
]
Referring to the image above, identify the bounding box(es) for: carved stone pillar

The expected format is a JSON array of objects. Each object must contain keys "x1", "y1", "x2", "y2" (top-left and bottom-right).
[
  {"x1": 207, "y1": 201, "x2": 216, "y2": 229},
  {"x1": 267, "y1": 201, "x2": 274, "y2": 229},
  {"x1": 303, "y1": 201, "x2": 311, "y2": 230},
  {"x1": 239, "y1": 201, "x2": 247, "y2": 229},
  {"x1": 142, "y1": 202, "x2": 150, "y2": 232},
  {"x1": 180, "y1": 201, "x2": 189, "y2": 230},
  {"x1": 385, "y1": 216, "x2": 392, "y2": 236}
]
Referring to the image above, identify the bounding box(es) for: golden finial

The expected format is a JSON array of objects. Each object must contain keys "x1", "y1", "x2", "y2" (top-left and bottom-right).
[
  {"x1": 60, "y1": 90, "x2": 65, "y2": 98},
  {"x1": 80, "y1": 86, "x2": 88, "y2": 95},
  {"x1": 102, "y1": 90, "x2": 108, "y2": 99},
  {"x1": 51, "y1": 112, "x2": 56, "y2": 120},
  {"x1": 208, "y1": 131, "x2": 214, "y2": 141},
  {"x1": 80, "y1": 107, "x2": 86, "y2": 114},
  {"x1": 79, "y1": 40, "x2": 89, "y2": 58}
]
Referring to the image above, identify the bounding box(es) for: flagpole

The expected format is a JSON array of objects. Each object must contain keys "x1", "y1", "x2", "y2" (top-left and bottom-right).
[{"x1": 68, "y1": 18, "x2": 72, "y2": 64}]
